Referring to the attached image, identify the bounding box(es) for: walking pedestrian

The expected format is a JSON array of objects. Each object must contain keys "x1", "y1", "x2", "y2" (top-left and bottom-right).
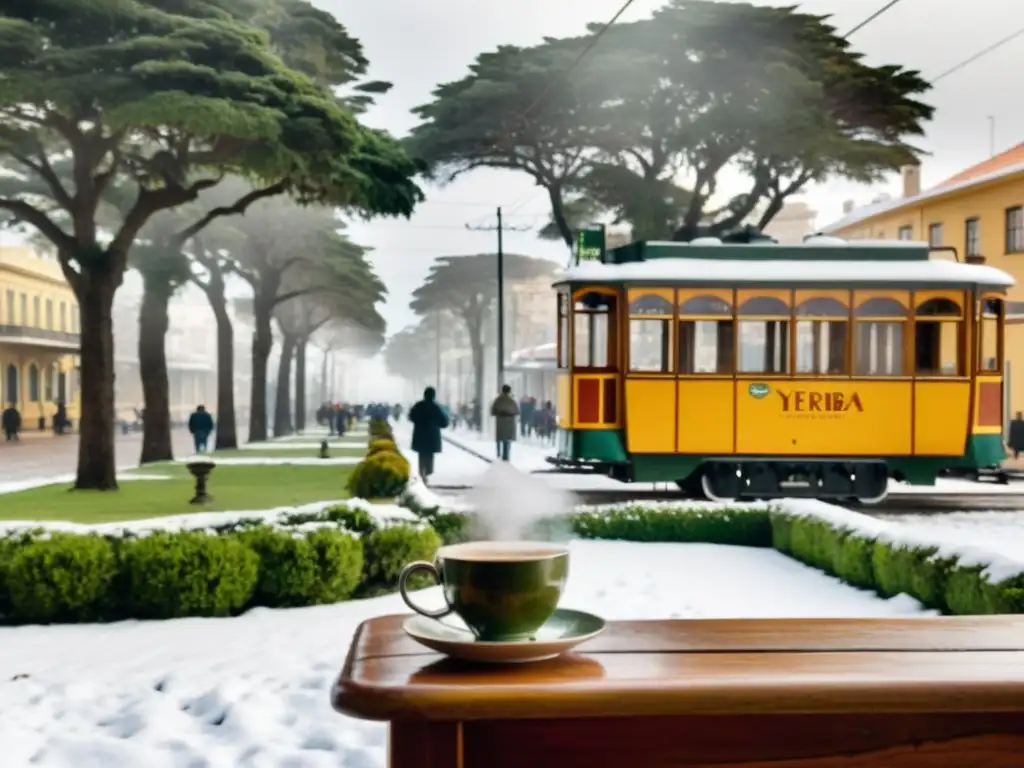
[
  {"x1": 490, "y1": 385, "x2": 519, "y2": 461},
  {"x1": 408, "y1": 386, "x2": 449, "y2": 484},
  {"x1": 188, "y1": 404, "x2": 214, "y2": 453}
]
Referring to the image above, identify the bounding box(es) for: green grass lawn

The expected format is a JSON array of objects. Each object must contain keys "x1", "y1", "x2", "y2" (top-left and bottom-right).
[
  {"x1": 211, "y1": 445, "x2": 367, "y2": 459},
  {"x1": 0, "y1": 464, "x2": 355, "y2": 524}
]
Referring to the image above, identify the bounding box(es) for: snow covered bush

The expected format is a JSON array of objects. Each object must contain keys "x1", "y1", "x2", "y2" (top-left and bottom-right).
[
  {"x1": 347, "y1": 451, "x2": 410, "y2": 499},
  {"x1": 5, "y1": 533, "x2": 118, "y2": 624},
  {"x1": 0, "y1": 512, "x2": 435, "y2": 625},
  {"x1": 119, "y1": 532, "x2": 260, "y2": 619},
  {"x1": 772, "y1": 507, "x2": 1024, "y2": 615},
  {"x1": 240, "y1": 527, "x2": 363, "y2": 608},
  {"x1": 361, "y1": 525, "x2": 441, "y2": 595},
  {"x1": 572, "y1": 504, "x2": 772, "y2": 545}
]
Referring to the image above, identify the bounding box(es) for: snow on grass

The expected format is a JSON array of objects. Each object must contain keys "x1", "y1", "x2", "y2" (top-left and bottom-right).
[
  {"x1": 0, "y1": 499, "x2": 419, "y2": 536},
  {"x1": 0, "y1": 538, "x2": 928, "y2": 767},
  {"x1": 779, "y1": 499, "x2": 1024, "y2": 584}
]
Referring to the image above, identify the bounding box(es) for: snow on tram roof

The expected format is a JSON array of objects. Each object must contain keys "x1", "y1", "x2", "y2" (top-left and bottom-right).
[{"x1": 557, "y1": 248, "x2": 1013, "y2": 289}]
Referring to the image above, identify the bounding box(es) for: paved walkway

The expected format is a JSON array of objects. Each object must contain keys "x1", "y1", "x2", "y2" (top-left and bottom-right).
[{"x1": 0, "y1": 428, "x2": 196, "y2": 482}]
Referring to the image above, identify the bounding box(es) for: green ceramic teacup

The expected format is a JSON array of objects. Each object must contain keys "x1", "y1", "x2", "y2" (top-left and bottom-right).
[{"x1": 398, "y1": 540, "x2": 570, "y2": 642}]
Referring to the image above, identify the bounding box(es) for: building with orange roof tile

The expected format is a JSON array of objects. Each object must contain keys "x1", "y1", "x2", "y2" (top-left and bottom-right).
[{"x1": 821, "y1": 148, "x2": 1024, "y2": 412}]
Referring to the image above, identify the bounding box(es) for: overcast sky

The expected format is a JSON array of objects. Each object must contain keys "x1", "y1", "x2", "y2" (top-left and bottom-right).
[{"x1": 322, "y1": 0, "x2": 1024, "y2": 333}]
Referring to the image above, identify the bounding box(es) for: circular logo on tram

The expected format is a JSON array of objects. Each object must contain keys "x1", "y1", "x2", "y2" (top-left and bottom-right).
[{"x1": 748, "y1": 383, "x2": 770, "y2": 399}]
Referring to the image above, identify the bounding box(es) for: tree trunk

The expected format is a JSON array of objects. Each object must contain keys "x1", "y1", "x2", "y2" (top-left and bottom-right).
[
  {"x1": 294, "y1": 335, "x2": 308, "y2": 433},
  {"x1": 274, "y1": 333, "x2": 296, "y2": 437},
  {"x1": 138, "y1": 272, "x2": 174, "y2": 464},
  {"x1": 319, "y1": 348, "x2": 329, "y2": 404},
  {"x1": 74, "y1": 263, "x2": 120, "y2": 490},
  {"x1": 211, "y1": 297, "x2": 238, "y2": 450},
  {"x1": 248, "y1": 294, "x2": 274, "y2": 442}
]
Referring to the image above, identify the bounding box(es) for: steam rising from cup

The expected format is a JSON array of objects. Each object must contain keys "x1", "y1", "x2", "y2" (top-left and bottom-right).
[{"x1": 464, "y1": 461, "x2": 576, "y2": 541}]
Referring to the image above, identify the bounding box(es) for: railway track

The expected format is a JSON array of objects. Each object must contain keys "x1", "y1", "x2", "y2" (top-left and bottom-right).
[{"x1": 436, "y1": 436, "x2": 1024, "y2": 514}]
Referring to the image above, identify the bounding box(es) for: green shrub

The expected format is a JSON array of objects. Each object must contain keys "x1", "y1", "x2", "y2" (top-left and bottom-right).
[
  {"x1": 776, "y1": 512, "x2": 1024, "y2": 615},
  {"x1": 119, "y1": 532, "x2": 259, "y2": 619},
  {"x1": 240, "y1": 527, "x2": 363, "y2": 608},
  {"x1": 5, "y1": 534, "x2": 118, "y2": 624},
  {"x1": 368, "y1": 439, "x2": 399, "y2": 457},
  {"x1": 573, "y1": 505, "x2": 772, "y2": 546},
  {"x1": 368, "y1": 418, "x2": 393, "y2": 440},
  {"x1": 299, "y1": 504, "x2": 378, "y2": 535},
  {"x1": 363, "y1": 525, "x2": 441, "y2": 590},
  {"x1": 347, "y1": 452, "x2": 410, "y2": 499}
]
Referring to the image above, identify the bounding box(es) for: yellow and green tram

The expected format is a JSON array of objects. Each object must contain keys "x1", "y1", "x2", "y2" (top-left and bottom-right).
[{"x1": 548, "y1": 235, "x2": 1014, "y2": 503}]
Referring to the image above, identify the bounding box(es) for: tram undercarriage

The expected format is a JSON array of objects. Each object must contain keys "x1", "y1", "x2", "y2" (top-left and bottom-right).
[{"x1": 546, "y1": 455, "x2": 893, "y2": 504}]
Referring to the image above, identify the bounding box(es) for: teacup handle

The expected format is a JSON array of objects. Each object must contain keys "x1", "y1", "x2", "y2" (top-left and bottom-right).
[{"x1": 398, "y1": 561, "x2": 452, "y2": 620}]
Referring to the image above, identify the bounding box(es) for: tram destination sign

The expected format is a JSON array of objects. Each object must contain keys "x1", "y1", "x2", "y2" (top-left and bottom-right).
[{"x1": 576, "y1": 227, "x2": 605, "y2": 262}]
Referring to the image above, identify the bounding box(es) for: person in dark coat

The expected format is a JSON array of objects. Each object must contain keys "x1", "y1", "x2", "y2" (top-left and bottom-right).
[
  {"x1": 490, "y1": 385, "x2": 519, "y2": 461},
  {"x1": 408, "y1": 386, "x2": 449, "y2": 484},
  {"x1": 335, "y1": 404, "x2": 348, "y2": 436},
  {"x1": 1010, "y1": 411, "x2": 1024, "y2": 459},
  {"x1": 53, "y1": 400, "x2": 69, "y2": 435},
  {"x1": 188, "y1": 404, "x2": 214, "y2": 453},
  {"x1": 2, "y1": 404, "x2": 21, "y2": 441}
]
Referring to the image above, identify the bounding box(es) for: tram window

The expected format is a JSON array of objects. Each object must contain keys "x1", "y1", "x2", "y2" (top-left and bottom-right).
[
  {"x1": 854, "y1": 322, "x2": 903, "y2": 375},
  {"x1": 629, "y1": 318, "x2": 671, "y2": 372},
  {"x1": 914, "y1": 321, "x2": 962, "y2": 376},
  {"x1": 572, "y1": 294, "x2": 615, "y2": 369},
  {"x1": 574, "y1": 313, "x2": 591, "y2": 367},
  {"x1": 796, "y1": 320, "x2": 847, "y2": 374},
  {"x1": 915, "y1": 297, "x2": 963, "y2": 376},
  {"x1": 737, "y1": 320, "x2": 789, "y2": 374},
  {"x1": 979, "y1": 298, "x2": 1002, "y2": 372},
  {"x1": 679, "y1": 320, "x2": 734, "y2": 374},
  {"x1": 557, "y1": 294, "x2": 569, "y2": 368}
]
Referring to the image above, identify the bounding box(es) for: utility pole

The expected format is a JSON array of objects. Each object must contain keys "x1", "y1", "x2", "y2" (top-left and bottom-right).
[
  {"x1": 435, "y1": 311, "x2": 442, "y2": 397},
  {"x1": 466, "y1": 207, "x2": 530, "y2": 392}
]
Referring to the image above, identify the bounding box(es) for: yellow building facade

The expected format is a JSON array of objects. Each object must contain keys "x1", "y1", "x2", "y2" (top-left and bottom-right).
[
  {"x1": 823, "y1": 145, "x2": 1024, "y2": 414},
  {"x1": 0, "y1": 245, "x2": 81, "y2": 429}
]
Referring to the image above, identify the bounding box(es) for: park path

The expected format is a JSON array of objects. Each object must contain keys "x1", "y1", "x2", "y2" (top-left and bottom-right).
[{"x1": 0, "y1": 428, "x2": 197, "y2": 483}]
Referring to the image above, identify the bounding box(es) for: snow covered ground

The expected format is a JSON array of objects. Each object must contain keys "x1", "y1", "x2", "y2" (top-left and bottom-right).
[{"x1": 0, "y1": 539, "x2": 927, "y2": 767}]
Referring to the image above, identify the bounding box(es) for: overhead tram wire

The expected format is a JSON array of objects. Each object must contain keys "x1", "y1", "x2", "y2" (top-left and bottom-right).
[
  {"x1": 842, "y1": 0, "x2": 906, "y2": 37},
  {"x1": 930, "y1": 24, "x2": 1024, "y2": 83}
]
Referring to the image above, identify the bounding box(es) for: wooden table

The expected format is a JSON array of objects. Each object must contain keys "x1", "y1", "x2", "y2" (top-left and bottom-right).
[{"x1": 332, "y1": 614, "x2": 1024, "y2": 767}]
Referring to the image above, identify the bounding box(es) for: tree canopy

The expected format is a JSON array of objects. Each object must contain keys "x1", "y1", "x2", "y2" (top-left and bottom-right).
[
  {"x1": 0, "y1": 0, "x2": 423, "y2": 280},
  {"x1": 408, "y1": 0, "x2": 933, "y2": 244}
]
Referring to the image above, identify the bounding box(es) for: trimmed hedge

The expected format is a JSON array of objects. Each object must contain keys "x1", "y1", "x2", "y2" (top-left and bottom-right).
[
  {"x1": 402, "y1": 491, "x2": 1024, "y2": 615},
  {"x1": 771, "y1": 511, "x2": 1024, "y2": 615},
  {"x1": 0, "y1": 502, "x2": 437, "y2": 626}
]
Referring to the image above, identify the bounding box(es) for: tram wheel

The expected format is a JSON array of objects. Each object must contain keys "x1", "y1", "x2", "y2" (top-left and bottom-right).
[
  {"x1": 853, "y1": 487, "x2": 889, "y2": 506},
  {"x1": 701, "y1": 471, "x2": 737, "y2": 503}
]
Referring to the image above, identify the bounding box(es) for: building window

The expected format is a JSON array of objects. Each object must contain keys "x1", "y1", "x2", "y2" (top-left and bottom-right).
[
  {"x1": 59, "y1": 302, "x2": 66, "y2": 331},
  {"x1": 4, "y1": 364, "x2": 17, "y2": 404},
  {"x1": 28, "y1": 364, "x2": 39, "y2": 402},
  {"x1": 965, "y1": 217, "x2": 980, "y2": 257},
  {"x1": 32, "y1": 296, "x2": 40, "y2": 327},
  {"x1": 927, "y1": 223, "x2": 943, "y2": 247},
  {"x1": 46, "y1": 299, "x2": 53, "y2": 329},
  {"x1": 71, "y1": 305, "x2": 79, "y2": 333},
  {"x1": 20, "y1": 293, "x2": 26, "y2": 324},
  {"x1": 5, "y1": 289, "x2": 12, "y2": 324},
  {"x1": 898, "y1": 226, "x2": 912, "y2": 240},
  {"x1": 1007, "y1": 206, "x2": 1024, "y2": 253}
]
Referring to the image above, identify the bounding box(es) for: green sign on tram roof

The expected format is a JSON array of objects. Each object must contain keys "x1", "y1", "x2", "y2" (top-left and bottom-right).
[{"x1": 576, "y1": 227, "x2": 605, "y2": 263}]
